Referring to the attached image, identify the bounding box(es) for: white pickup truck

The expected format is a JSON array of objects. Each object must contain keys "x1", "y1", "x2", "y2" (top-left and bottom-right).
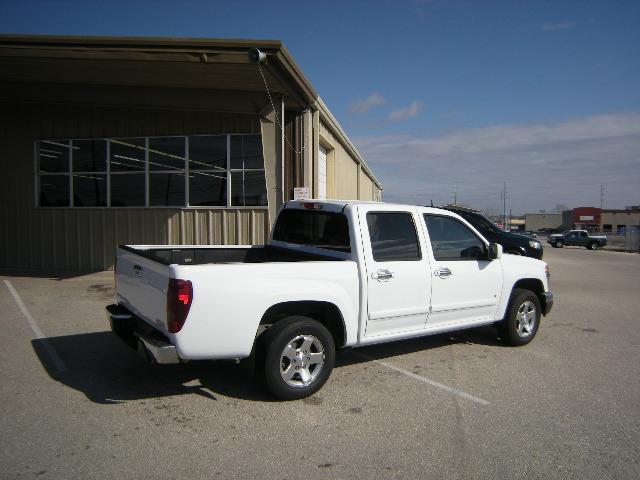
[{"x1": 107, "y1": 200, "x2": 553, "y2": 400}]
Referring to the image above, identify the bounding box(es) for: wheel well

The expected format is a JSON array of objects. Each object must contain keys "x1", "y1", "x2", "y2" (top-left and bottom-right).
[
  {"x1": 512, "y1": 278, "x2": 546, "y2": 309},
  {"x1": 260, "y1": 301, "x2": 347, "y2": 348}
]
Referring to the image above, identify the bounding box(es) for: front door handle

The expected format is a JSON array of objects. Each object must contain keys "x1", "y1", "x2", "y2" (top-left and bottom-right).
[
  {"x1": 371, "y1": 269, "x2": 394, "y2": 281},
  {"x1": 434, "y1": 267, "x2": 452, "y2": 278}
]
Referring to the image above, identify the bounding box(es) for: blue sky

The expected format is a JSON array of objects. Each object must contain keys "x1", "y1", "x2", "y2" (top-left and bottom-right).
[{"x1": 1, "y1": 0, "x2": 639, "y2": 213}]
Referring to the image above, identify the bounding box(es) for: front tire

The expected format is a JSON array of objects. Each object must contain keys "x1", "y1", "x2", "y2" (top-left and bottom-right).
[
  {"x1": 499, "y1": 289, "x2": 541, "y2": 346},
  {"x1": 261, "y1": 316, "x2": 335, "y2": 400}
]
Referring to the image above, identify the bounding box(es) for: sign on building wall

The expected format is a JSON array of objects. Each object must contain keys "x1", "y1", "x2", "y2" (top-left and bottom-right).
[
  {"x1": 293, "y1": 187, "x2": 310, "y2": 200},
  {"x1": 579, "y1": 215, "x2": 595, "y2": 221}
]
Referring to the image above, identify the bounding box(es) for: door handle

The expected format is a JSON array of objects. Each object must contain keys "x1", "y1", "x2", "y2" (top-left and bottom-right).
[
  {"x1": 434, "y1": 267, "x2": 452, "y2": 278},
  {"x1": 371, "y1": 269, "x2": 394, "y2": 281},
  {"x1": 133, "y1": 264, "x2": 143, "y2": 276}
]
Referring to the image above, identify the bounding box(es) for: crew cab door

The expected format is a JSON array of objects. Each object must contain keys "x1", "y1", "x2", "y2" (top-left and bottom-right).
[
  {"x1": 422, "y1": 214, "x2": 502, "y2": 325},
  {"x1": 576, "y1": 231, "x2": 589, "y2": 246},
  {"x1": 359, "y1": 206, "x2": 431, "y2": 337},
  {"x1": 565, "y1": 231, "x2": 586, "y2": 246},
  {"x1": 565, "y1": 231, "x2": 578, "y2": 245}
]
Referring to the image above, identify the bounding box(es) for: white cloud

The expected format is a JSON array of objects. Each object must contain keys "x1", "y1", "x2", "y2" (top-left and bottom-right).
[
  {"x1": 389, "y1": 101, "x2": 424, "y2": 121},
  {"x1": 542, "y1": 21, "x2": 575, "y2": 31},
  {"x1": 354, "y1": 113, "x2": 640, "y2": 213},
  {"x1": 349, "y1": 93, "x2": 386, "y2": 114}
]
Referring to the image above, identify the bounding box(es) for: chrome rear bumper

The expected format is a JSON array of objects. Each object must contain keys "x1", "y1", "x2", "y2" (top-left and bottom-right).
[{"x1": 106, "y1": 304, "x2": 180, "y2": 364}]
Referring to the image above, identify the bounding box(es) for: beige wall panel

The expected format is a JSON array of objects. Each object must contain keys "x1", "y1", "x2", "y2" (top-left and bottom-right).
[
  {"x1": 335, "y1": 151, "x2": 359, "y2": 199},
  {"x1": 524, "y1": 214, "x2": 563, "y2": 231},
  {"x1": 359, "y1": 173, "x2": 374, "y2": 201},
  {"x1": 260, "y1": 97, "x2": 284, "y2": 228},
  {"x1": 0, "y1": 101, "x2": 268, "y2": 272},
  {"x1": 319, "y1": 121, "x2": 359, "y2": 200},
  {"x1": 601, "y1": 211, "x2": 640, "y2": 228}
]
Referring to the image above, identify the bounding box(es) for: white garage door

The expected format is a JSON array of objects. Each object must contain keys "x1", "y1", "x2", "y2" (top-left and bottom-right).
[{"x1": 318, "y1": 145, "x2": 327, "y2": 199}]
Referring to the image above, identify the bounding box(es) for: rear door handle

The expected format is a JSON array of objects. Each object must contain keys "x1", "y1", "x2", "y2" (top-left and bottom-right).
[
  {"x1": 371, "y1": 269, "x2": 394, "y2": 281},
  {"x1": 434, "y1": 267, "x2": 452, "y2": 278},
  {"x1": 133, "y1": 264, "x2": 143, "y2": 276}
]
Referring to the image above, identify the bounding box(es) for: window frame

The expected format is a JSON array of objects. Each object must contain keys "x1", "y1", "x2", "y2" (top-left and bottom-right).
[
  {"x1": 366, "y1": 211, "x2": 422, "y2": 262},
  {"x1": 423, "y1": 213, "x2": 489, "y2": 262},
  {"x1": 34, "y1": 133, "x2": 268, "y2": 210}
]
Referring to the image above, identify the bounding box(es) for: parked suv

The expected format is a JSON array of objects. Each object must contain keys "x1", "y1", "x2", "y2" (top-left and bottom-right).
[{"x1": 441, "y1": 206, "x2": 543, "y2": 259}]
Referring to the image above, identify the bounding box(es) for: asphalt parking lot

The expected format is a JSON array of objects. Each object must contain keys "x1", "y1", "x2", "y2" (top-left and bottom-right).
[{"x1": 1, "y1": 247, "x2": 639, "y2": 479}]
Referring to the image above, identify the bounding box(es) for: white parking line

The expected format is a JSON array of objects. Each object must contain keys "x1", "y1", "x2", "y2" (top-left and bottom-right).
[
  {"x1": 354, "y1": 351, "x2": 490, "y2": 405},
  {"x1": 3, "y1": 280, "x2": 68, "y2": 374}
]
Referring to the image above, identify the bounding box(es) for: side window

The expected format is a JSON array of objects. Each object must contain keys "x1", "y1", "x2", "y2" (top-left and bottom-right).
[
  {"x1": 367, "y1": 212, "x2": 421, "y2": 261},
  {"x1": 424, "y1": 215, "x2": 486, "y2": 261}
]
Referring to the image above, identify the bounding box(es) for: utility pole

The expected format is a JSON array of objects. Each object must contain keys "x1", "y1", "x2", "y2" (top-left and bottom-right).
[
  {"x1": 453, "y1": 182, "x2": 458, "y2": 205},
  {"x1": 600, "y1": 184, "x2": 605, "y2": 209},
  {"x1": 501, "y1": 181, "x2": 507, "y2": 229}
]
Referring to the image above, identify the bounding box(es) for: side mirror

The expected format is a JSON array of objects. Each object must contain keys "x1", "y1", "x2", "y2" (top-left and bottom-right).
[{"x1": 488, "y1": 243, "x2": 502, "y2": 260}]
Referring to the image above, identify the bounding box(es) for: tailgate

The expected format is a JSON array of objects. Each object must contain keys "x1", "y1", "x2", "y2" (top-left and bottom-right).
[{"x1": 115, "y1": 247, "x2": 170, "y2": 333}]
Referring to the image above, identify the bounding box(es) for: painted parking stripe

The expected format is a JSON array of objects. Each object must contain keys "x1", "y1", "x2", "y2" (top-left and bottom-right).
[
  {"x1": 354, "y1": 351, "x2": 489, "y2": 405},
  {"x1": 3, "y1": 280, "x2": 68, "y2": 374}
]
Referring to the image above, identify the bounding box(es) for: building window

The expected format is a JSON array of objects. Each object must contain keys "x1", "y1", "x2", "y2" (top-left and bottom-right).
[
  {"x1": 36, "y1": 134, "x2": 267, "y2": 208},
  {"x1": 602, "y1": 224, "x2": 612, "y2": 233}
]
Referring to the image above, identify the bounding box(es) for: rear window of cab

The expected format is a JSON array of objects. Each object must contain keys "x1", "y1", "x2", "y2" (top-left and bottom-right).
[{"x1": 273, "y1": 210, "x2": 351, "y2": 252}]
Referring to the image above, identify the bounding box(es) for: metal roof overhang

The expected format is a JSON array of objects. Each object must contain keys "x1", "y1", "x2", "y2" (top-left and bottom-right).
[
  {"x1": 0, "y1": 34, "x2": 317, "y2": 111},
  {"x1": 0, "y1": 34, "x2": 382, "y2": 189}
]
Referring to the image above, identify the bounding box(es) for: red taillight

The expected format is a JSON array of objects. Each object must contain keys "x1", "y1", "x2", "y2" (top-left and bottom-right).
[
  {"x1": 303, "y1": 202, "x2": 323, "y2": 210},
  {"x1": 167, "y1": 278, "x2": 193, "y2": 333}
]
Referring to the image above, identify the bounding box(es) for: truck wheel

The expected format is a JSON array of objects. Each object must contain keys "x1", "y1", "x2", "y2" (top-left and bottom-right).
[
  {"x1": 589, "y1": 242, "x2": 599, "y2": 250},
  {"x1": 261, "y1": 316, "x2": 335, "y2": 400},
  {"x1": 556, "y1": 240, "x2": 563, "y2": 248},
  {"x1": 499, "y1": 289, "x2": 541, "y2": 346}
]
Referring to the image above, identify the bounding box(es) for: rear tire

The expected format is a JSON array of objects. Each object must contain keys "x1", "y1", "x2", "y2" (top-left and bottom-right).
[
  {"x1": 498, "y1": 289, "x2": 541, "y2": 346},
  {"x1": 261, "y1": 316, "x2": 335, "y2": 400},
  {"x1": 590, "y1": 242, "x2": 599, "y2": 250},
  {"x1": 556, "y1": 240, "x2": 564, "y2": 248}
]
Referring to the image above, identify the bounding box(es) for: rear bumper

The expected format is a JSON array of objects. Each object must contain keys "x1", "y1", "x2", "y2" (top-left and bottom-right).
[
  {"x1": 542, "y1": 292, "x2": 554, "y2": 315},
  {"x1": 106, "y1": 304, "x2": 180, "y2": 364}
]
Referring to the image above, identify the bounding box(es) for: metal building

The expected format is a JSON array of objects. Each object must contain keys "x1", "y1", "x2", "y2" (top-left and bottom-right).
[{"x1": 0, "y1": 35, "x2": 382, "y2": 272}]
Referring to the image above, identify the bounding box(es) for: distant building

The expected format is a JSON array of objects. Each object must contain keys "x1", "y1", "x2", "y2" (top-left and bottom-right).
[
  {"x1": 552, "y1": 207, "x2": 640, "y2": 234},
  {"x1": 524, "y1": 213, "x2": 563, "y2": 232},
  {"x1": 601, "y1": 208, "x2": 640, "y2": 234},
  {"x1": 571, "y1": 207, "x2": 602, "y2": 232}
]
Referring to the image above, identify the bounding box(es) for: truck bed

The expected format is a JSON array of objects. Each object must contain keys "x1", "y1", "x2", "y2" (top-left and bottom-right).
[{"x1": 119, "y1": 244, "x2": 344, "y2": 266}]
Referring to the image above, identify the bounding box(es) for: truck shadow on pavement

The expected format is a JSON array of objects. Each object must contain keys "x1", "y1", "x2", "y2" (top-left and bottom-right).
[{"x1": 32, "y1": 326, "x2": 504, "y2": 404}]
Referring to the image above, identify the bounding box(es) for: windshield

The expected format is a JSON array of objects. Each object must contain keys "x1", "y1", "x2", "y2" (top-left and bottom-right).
[{"x1": 458, "y1": 212, "x2": 502, "y2": 235}]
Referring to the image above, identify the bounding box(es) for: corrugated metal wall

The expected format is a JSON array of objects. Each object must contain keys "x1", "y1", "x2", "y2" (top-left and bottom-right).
[
  {"x1": 0, "y1": 102, "x2": 269, "y2": 272},
  {"x1": 318, "y1": 121, "x2": 381, "y2": 200},
  {"x1": 359, "y1": 173, "x2": 375, "y2": 201}
]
